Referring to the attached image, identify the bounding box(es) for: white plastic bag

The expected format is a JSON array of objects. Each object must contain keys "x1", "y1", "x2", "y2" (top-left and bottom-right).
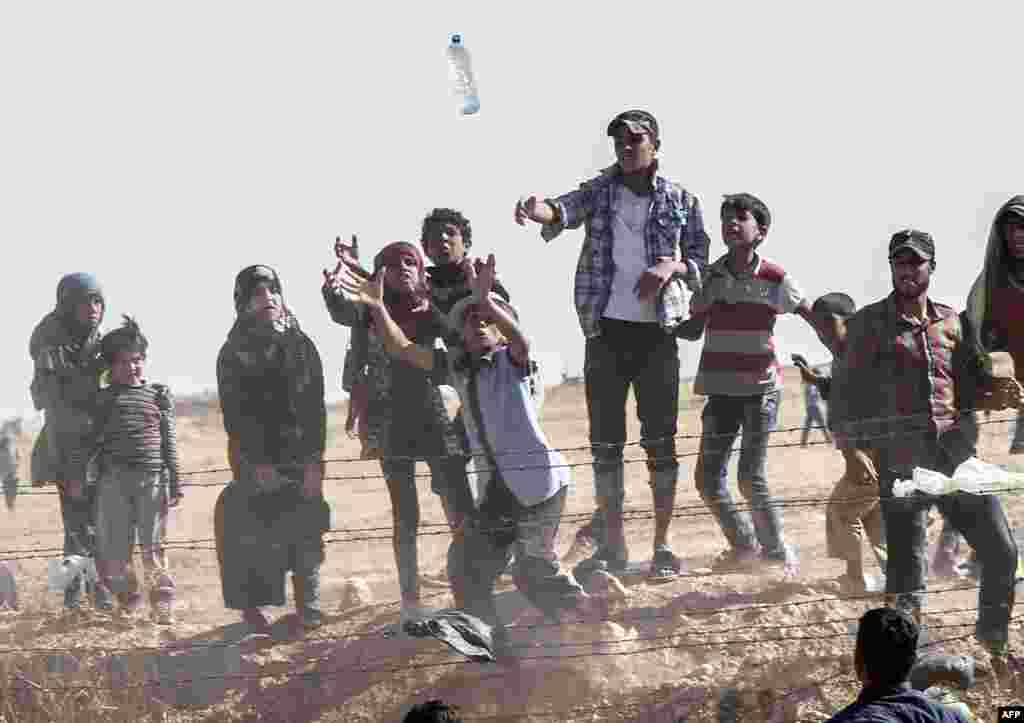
[
  {"x1": 47, "y1": 555, "x2": 97, "y2": 593},
  {"x1": 892, "y1": 457, "x2": 1013, "y2": 497}
]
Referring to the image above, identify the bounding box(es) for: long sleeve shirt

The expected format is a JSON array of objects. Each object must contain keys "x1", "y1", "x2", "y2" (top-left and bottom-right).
[
  {"x1": 830, "y1": 294, "x2": 980, "y2": 469},
  {"x1": 540, "y1": 163, "x2": 709, "y2": 339},
  {"x1": 71, "y1": 383, "x2": 181, "y2": 497}
]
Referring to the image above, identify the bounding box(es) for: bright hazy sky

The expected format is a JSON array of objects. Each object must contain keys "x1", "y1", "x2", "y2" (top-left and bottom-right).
[{"x1": 3, "y1": 2, "x2": 1022, "y2": 416}]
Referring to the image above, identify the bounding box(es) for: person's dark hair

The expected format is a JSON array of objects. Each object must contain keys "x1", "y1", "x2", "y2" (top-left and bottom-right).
[
  {"x1": 403, "y1": 699, "x2": 463, "y2": 723},
  {"x1": 721, "y1": 193, "x2": 771, "y2": 230},
  {"x1": 855, "y1": 607, "x2": 918, "y2": 685},
  {"x1": 100, "y1": 315, "x2": 149, "y2": 364},
  {"x1": 812, "y1": 292, "x2": 857, "y2": 319},
  {"x1": 421, "y1": 208, "x2": 472, "y2": 250}
]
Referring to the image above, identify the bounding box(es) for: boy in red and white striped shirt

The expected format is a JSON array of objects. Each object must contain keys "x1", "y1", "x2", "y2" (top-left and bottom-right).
[{"x1": 690, "y1": 193, "x2": 823, "y2": 578}]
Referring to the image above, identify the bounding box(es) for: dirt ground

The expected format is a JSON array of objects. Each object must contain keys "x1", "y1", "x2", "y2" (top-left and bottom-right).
[{"x1": 2, "y1": 368, "x2": 1024, "y2": 722}]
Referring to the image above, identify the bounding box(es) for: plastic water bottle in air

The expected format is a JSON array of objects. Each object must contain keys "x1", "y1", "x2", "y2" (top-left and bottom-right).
[{"x1": 446, "y1": 33, "x2": 480, "y2": 115}]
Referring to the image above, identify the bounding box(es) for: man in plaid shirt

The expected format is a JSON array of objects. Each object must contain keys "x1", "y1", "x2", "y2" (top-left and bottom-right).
[
  {"x1": 514, "y1": 109, "x2": 708, "y2": 581},
  {"x1": 832, "y1": 230, "x2": 1018, "y2": 660}
]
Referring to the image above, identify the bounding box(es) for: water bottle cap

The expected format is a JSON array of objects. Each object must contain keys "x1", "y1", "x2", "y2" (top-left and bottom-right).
[{"x1": 450, "y1": 33, "x2": 462, "y2": 45}]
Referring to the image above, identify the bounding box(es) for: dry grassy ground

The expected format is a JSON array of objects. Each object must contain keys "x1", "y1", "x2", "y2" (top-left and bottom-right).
[{"x1": 2, "y1": 368, "x2": 1024, "y2": 722}]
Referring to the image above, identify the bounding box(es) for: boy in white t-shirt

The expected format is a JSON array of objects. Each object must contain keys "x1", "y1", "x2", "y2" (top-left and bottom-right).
[{"x1": 337, "y1": 254, "x2": 594, "y2": 648}]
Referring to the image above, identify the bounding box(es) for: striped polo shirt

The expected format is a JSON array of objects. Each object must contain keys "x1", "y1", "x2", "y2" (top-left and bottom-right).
[{"x1": 691, "y1": 253, "x2": 805, "y2": 396}]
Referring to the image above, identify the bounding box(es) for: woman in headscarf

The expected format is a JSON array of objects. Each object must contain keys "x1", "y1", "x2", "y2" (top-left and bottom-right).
[
  {"x1": 965, "y1": 196, "x2": 1024, "y2": 453},
  {"x1": 323, "y1": 242, "x2": 473, "y2": 621},
  {"x1": 29, "y1": 272, "x2": 107, "y2": 611},
  {"x1": 214, "y1": 265, "x2": 330, "y2": 632}
]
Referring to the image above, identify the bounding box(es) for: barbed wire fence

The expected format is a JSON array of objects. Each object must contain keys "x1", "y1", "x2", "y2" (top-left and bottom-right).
[{"x1": 1, "y1": 406, "x2": 1021, "y2": 720}]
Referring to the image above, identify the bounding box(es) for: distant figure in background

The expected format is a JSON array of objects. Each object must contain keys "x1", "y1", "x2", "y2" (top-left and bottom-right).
[
  {"x1": 800, "y1": 363, "x2": 832, "y2": 447},
  {"x1": 403, "y1": 699, "x2": 463, "y2": 723},
  {"x1": 28, "y1": 272, "x2": 107, "y2": 611},
  {"x1": 825, "y1": 607, "x2": 969, "y2": 722},
  {"x1": 0, "y1": 418, "x2": 21, "y2": 511}
]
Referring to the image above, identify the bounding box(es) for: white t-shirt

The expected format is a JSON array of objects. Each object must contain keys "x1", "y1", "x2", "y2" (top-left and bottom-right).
[{"x1": 603, "y1": 186, "x2": 658, "y2": 323}]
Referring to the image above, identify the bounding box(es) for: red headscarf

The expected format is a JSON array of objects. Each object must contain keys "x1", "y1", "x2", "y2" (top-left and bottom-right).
[{"x1": 372, "y1": 241, "x2": 431, "y2": 338}]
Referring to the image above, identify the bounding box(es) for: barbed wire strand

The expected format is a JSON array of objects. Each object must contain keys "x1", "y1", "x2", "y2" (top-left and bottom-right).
[
  {"x1": 1, "y1": 615, "x2": 1013, "y2": 696},
  {"x1": 11, "y1": 407, "x2": 1019, "y2": 494},
  {"x1": 0, "y1": 587, "x2": 995, "y2": 658}
]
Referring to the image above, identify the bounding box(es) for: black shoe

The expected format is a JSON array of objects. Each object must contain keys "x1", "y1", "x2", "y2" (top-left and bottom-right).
[
  {"x1": 573, "y1": 548, "x2": 627, "y2": 584},
  {"x1": 649, "y1": 546, "x2": 682, "y2": 581}
]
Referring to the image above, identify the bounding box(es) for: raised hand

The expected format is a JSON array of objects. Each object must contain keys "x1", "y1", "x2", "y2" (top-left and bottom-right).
[
  {"x1": 334, "y1": 234, "x2": 360, "y2": 265},
  {"x1": 476, "y1": 253, "x2": 496, "y2": 301},
  {"x1": 324, "y1": 235, "x2": 370, "y2": 294},
  {"x1": 634, "y1": 258, "x2": 677, "y2": 301},
  {"x1": 514, "y1": 195, "x2": 553, "y2": 226},
  {"x1": 337, "y1": 266, "x2": 384, "y2": 308}
]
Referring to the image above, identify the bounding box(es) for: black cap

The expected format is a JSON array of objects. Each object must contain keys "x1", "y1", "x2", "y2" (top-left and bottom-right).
[
  {"x1": 811, "y1": 292, "x2": 857, "y2": 319},
  {"x1": 607, "y1": 110, "x2": 659, "y2": 141},
  {"x1": 889, "y1": 229, "x2": 935, "y2": 261}
]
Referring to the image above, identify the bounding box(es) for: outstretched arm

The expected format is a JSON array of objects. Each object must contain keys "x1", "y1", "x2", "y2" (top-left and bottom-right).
[
  {"x1": 515, "y1": 179, "x2": 597, "y2": 243},
  {"x1": 336, "y1": 269, "x2": 436, "y2": 371}
]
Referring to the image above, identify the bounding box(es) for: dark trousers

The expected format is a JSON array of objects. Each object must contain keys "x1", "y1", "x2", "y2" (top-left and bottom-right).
[
  {"x1": 584, "y1": 320, "x2": 680, "y2": 509},
  {"x1": 879, "y1": 438, "x2": 1017, "y2": 644},
  {"x1": 58, "y1": 484, "x2": 97, "y2": 606},
  {"x1": 449, "y1": 484, "x2": 584, "y2": 629}
]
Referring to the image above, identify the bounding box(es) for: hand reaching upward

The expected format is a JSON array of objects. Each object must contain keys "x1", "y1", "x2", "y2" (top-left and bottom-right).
[{"x1": 337, "y1": 266, "x2": 385, "y2": 309}]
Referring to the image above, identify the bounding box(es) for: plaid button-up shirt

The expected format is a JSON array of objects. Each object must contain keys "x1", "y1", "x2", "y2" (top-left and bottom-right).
[
  {"x1": 541, "y1": 163, "x2": 709, "y2": 338},
  {"x1": 830, "y1": 294, "x2": 981, "y2": 468}
]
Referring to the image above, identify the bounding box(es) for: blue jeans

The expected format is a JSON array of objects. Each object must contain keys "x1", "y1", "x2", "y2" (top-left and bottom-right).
[
  {"x1": 801, "y1": 402, "x2": 831, "y2": 446},
  {"x1": 696, "y1": 391, "x2": 785, "y2": 556}
]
